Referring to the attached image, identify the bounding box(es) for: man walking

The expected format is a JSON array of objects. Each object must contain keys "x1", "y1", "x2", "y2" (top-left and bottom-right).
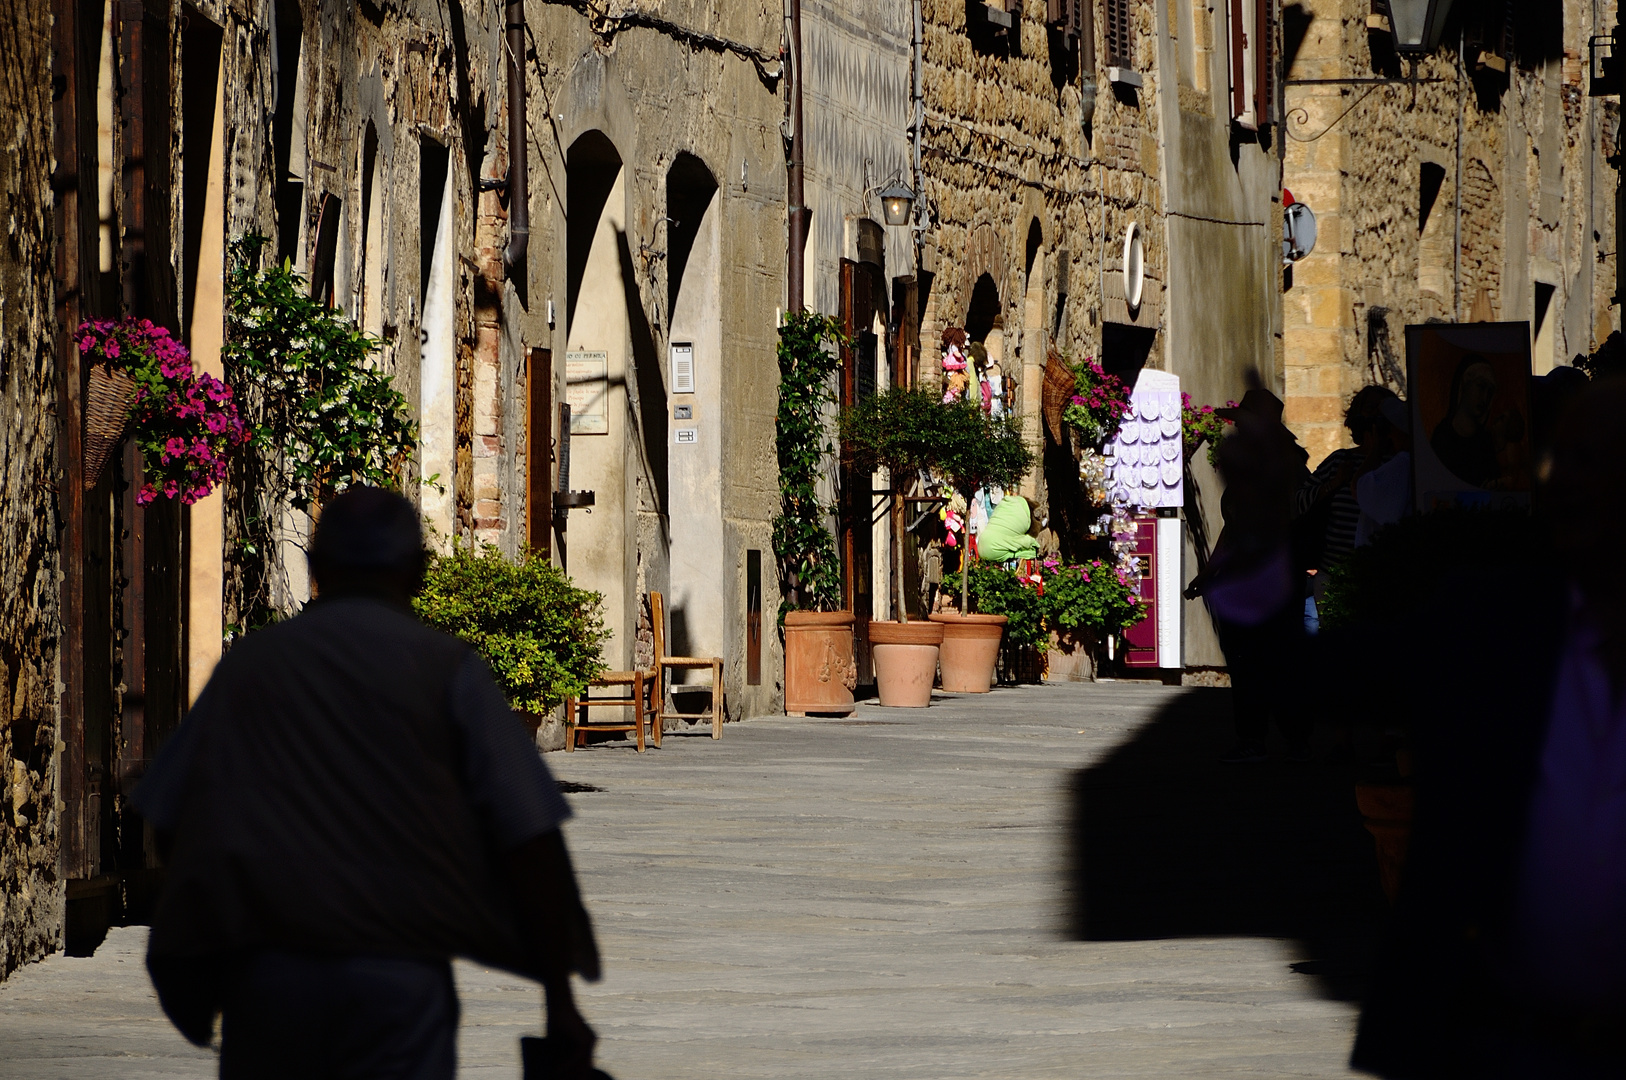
[{"x1": 134, "y1": 487, "x2": 599, "y2": 1079}]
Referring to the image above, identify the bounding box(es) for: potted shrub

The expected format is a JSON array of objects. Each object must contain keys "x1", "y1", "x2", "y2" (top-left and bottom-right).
[
  {"x1": 414, "y1": 543, "x2": 609, "y2": 748},
  {"x1": 931, "y1": 399, "x2": 1035, "y2": 692},
  {"x1": 1043, "y1": 557, "x2": 1148, "y2": 679},
  {"x1": 840, "y1": 387, "x2": 948, "y2": 707},
  {"x1": 773, "y1": 311, "x2": 857, "y2": 716},
  {"x1": 940, "y1": 558, "x2": 1049, "y2": 687}
]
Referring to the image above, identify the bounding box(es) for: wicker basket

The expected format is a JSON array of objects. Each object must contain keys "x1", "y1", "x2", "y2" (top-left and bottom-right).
[
  {"x1": 1041, "y1": 349, "x2": 1073, "y2": 444},
  {"x1": 83, "y1": 365, "x2": 137, "y2": 489}
]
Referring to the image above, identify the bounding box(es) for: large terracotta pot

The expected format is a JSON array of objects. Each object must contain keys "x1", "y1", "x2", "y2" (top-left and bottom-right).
[
  {"x1": 1355, "y1": 783, "x2": 1414, "y2": 903},
  {"x1": 784, "y1": 610, "x2": 857, "y2": 716},
  {"x1": 868, "y1": 619, "x2": 945, "y2": 708},
  {"x1": 930, "y1": 613, "x2": 1008, "y2": 693}
]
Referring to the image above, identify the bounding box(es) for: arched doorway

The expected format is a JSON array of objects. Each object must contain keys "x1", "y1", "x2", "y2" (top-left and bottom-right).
[
  {"x1": 665, "y1": 153, "x2": 722, "y2": 668},
  {"x1": 563, "y1": 131, "x2": 647, "y2": 668}
]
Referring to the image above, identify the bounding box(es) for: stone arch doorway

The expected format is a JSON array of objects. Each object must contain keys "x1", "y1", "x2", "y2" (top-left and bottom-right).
[
  {"x1": 665, "y1": 152, "x2": 723, "y2": 666},
  {"x1": 563, "y1": 129, "x2": 664, "y2": 670}
]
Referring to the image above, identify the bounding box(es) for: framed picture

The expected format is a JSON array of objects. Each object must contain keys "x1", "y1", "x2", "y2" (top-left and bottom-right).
[{"x1": 1406, "y1": 322, "x2": 1533, "y2": 510}]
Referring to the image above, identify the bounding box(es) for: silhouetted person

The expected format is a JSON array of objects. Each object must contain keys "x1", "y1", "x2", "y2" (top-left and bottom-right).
[
  {"x1": 133, "y1": 487, "x2": 600, "y2": 1080},
  {"x1": 1296, "y1": 384, "x2": 1398, "y2": 579},
  {"x1": 1353, "y1": 379, "x2": 1626, "y2": 1078},
  {"x1": 1185, "y1": 388, "x2": 1312, "y2": 762}
]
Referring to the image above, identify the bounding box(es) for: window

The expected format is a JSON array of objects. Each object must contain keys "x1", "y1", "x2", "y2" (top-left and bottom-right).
[
  {"x1": 1046, "y1": 0, "x2": 1086, "y2": 41},
  {"x1": 1229, "y1": 0, "x2": 1276, "y2": 130},
  {"x1": 1104, "y1": 0, "x2": 1133, "y2": 68}
]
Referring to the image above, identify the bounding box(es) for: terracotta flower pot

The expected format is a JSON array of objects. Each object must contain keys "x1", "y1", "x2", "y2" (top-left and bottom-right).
[
  {"x1": 1355, "y1": 782, "x2": 1414, "y2": 903},
  {"x1": 929, "y1": 613, "x2": 1008, "y2": 693},
  {"x1": 784, "y1": 610, "x2": 857, "y2": 716},
  {"x1": 868, "y1": 619, "x2": 945, "y2": 708}
]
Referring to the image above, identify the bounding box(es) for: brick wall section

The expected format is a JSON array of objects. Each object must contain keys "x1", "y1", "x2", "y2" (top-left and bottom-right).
[{"x1": 0, "y1": 0, "x2": 65, "y2": 978}]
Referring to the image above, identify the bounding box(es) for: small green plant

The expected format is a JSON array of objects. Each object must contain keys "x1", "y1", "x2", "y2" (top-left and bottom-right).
[
  {"x1": 773, "y1": 311, "x2": 849, "y2": 620},
  {"x1": 839, "y1": 387, "x2": 946, "y2": 622},
  {"x1": 936, "y1": 399, "x2": 1035, "y2": 615},
  {"x1": 1320, "y1": 507, "x2": 1538, "y2": 630},
  {"x1": 414, "y1": 545, "x2": 609, "y2": 714}
]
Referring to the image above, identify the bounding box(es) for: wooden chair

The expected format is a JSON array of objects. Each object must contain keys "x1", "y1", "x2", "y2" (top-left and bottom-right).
[
  {"x1": 563, "y1": 601, "x2": 659, "y2": 752},
  {"x1": 650, "y1": 592, "x2": 724, "y2": 741}
]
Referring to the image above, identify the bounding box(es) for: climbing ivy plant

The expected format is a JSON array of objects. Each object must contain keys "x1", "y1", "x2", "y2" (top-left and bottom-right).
[
  {"x1": 772, "y1": 311, "x2": 848, "y2": 621},
  {"x1": 222, "y1": 234, "x2": 419, "y2": 634}
]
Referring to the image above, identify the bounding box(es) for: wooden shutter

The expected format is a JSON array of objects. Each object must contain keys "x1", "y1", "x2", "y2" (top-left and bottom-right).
[
  {"x1": 1104, "y1": 0, "x2": 1132, "y2": 67},
  {"x1": 1229, "y1": 0, "x2": 1249, "y2": 125},
  {"x1": 1047, "y1": 0, "x2": 1065, "y2": 23},
  {"x1": 1254, "y1": 0, "x2": 1275, "y2": 126}
]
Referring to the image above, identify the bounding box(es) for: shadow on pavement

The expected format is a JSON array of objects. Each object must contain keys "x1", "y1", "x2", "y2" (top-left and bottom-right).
[{"x1": 1065, "y1": 687, "x2": 1387, "y2": 1002}]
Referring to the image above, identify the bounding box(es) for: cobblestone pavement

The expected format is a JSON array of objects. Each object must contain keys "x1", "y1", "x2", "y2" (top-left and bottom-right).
[{"x1": 0, "y1": 681, "x2": 1379, "y2": 1078}]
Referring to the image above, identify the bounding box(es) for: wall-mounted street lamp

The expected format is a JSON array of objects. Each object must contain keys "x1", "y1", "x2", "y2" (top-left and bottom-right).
[
  {"x1": 879, "y1": 183, "x2": 915, "y2": 226},
  {"x1": 1386, "y1": 0, "x2": 1455, "y2": 55}
]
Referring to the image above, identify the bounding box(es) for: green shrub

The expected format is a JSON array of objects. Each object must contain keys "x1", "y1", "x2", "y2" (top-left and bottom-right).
[
  {"x1": 414, "y1": 545, "x2": 609, "y2": 713},
  {"x1": 943, "y1": 556, "x2": 1148, "y2": 653},
  {"x1": 1320, "y1": 507, "x2": 1540, "y2": 630},
  {"x1": 942, "y1": 560, "x2": 1050, "y2": 651},
  {"x1": 1044, "y1": 559, "x2": 1147, "y2": 639}
]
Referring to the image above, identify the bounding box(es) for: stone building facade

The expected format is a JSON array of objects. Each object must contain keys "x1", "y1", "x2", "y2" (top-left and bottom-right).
[
  {"x1": 1282, "y1": 0, "x2": 1617, "y2": 463},
  {"x1": 0, "y1": 0, "x2": 65, "y2": 979},
  {"x1": 914, "y1": 0, "x2": 1284, "y2": 667}
]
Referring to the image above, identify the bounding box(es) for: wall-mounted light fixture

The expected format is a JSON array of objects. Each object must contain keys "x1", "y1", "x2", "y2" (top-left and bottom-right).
[
  {"x1": 879, "y1": 183, "x2": 915, "y2": 226},
  {"x1": 1386, "y1": 0, "x2": 1455, "y2": 55}
]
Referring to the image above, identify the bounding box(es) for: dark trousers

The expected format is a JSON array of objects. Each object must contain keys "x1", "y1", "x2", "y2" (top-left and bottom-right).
[
  {"x1": 1215, "y1": 604, "x2": 1308, "y2": 751},
  {"x1": 220, "y1": 951, "x2": 458, "y2": 1080}
]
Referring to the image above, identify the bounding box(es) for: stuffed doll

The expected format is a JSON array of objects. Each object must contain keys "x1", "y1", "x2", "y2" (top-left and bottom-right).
[{"x1": 941, "y1": 327, "x2": 969, "y2": 403}]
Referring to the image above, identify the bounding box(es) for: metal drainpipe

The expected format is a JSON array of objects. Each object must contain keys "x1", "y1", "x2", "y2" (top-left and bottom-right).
[
  {"x1": 787, "y1": 0, "x2": 806, "y2": 313},
  {"x1": 503, "y1": 0, "x2": 530, "y2": 284},
  {"x1": 1453, "y1": 29, "x2": 1463, "y2": 320},
  {"x1": 912, "y1": 0, "x2": 923, "y2": 260}
]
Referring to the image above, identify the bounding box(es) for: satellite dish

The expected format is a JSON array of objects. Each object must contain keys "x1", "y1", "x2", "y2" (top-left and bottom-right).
[
  {"x1": 1283, "y1": 202, "x2": 1317, "y2": 263},
  {"x1": 1122, "y1": 222, "x2": 1145, "y2": 311}
]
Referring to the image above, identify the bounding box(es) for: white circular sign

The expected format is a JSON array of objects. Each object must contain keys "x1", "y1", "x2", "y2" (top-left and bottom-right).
[
  {"x1": 1123, "y1": 222, "x2": 1145, "y2": 311},
  {"x1": 1283, "y1": 202, "x2": 1318, "y2": 262}
]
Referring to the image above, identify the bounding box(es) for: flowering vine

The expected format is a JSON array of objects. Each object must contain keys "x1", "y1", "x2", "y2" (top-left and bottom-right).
[
  {"x1": 1181, "y1": 391, "x2": 1237, "y2": 467},
  {"x1": 77, "y1": 318, "x2": 249, "y2": 505},
  {"x1": 1061, "y1": 357, "x2": 1132, "y2": 446}
]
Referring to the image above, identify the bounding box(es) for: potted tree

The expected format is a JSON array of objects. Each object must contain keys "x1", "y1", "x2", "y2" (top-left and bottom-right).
[
  {"x1": 840, "y1": 387, "x2": 947, "y2": 707},
  {"x1": 931, "y1": 399, "x2": 1035, "y2": 692},
  {"x1": 774, "y1": 311, "x2": 857, "y2": 716}
]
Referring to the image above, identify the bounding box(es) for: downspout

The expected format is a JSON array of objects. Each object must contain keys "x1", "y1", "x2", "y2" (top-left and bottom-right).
[
  {"x1": 787, "y1": 0, "x2": 806, "y2": 313},
  {"x1": 503, "y1": 0, "x2": 530, "y2": 286},
  {"x1": 1453, "y1": 27, "x2": 1463, "y2": 320},
  {"x1": 912, "y1": 0, "x2": 923, "y2": 248}
]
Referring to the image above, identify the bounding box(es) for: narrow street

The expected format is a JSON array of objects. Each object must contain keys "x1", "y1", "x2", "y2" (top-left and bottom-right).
[{"x1": 0, "y1": 682, "x2": 1380, "y2": 1078}]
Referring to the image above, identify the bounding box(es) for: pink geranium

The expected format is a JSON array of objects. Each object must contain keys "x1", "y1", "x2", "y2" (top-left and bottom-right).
[{"x1": 77, "y1": 318, "x2": 249, "y2": 504}]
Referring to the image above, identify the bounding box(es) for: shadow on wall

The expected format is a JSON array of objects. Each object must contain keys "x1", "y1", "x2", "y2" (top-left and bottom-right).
[{"x1": 1063, "y1": 688, "x2": 1388, "y2": 1002}]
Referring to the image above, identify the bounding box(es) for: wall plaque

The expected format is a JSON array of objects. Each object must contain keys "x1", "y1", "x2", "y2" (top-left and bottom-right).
[{"x1": 565, "y1": 350, "x2": 608, "y2": 434}]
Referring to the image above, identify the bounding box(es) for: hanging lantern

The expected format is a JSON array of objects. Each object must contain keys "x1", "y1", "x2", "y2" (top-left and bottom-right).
[
  {"x1": 1386, "y1": 0, "x2": 1455, "y2": 55},
  {"x1": 879, "y1": 184, "x2": 914, "y2": 227}
]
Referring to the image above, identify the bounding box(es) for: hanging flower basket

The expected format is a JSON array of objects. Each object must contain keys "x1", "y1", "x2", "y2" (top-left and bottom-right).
[
  {"x1": 75, "y1": 318, "x2": 249, "y2": 504},
  {"x1": 1041, "y1": 348, "x2": 1073, "y2": 444},
  {"x1": 83, "y1": 365, "x2": 139, "y2": 489}
]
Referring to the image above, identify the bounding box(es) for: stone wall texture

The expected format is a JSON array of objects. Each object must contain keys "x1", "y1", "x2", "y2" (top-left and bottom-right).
[
  {"x1": 1282, "y1": 0, "x2": 1617, "y2": 463},
  {"x1": 0, "y1": 0, "x2": 65, "y2": 978}
]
